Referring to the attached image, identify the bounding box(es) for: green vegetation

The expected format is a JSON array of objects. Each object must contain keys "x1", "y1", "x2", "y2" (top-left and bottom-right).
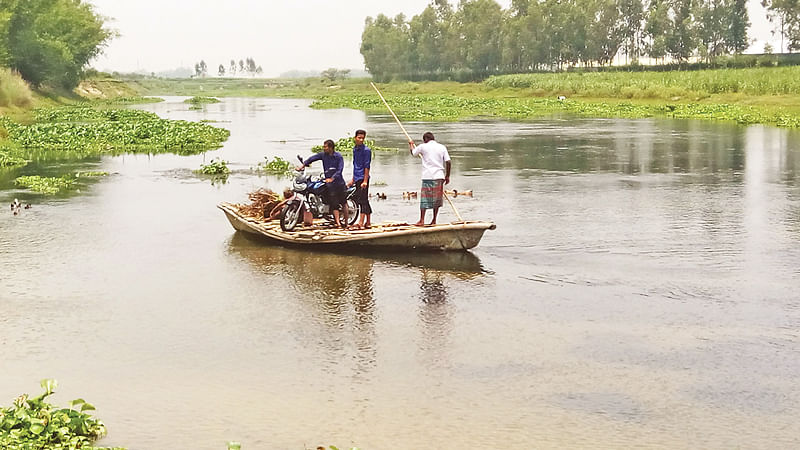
[
  {"x1": 0, "y1": 69, "x2": 33, "y2": 108},
  {"x1": 14, "y1": 175, "x2": 77, "y2": 194},
  {"x1": 0, "y1": 379, "x2": 122, "y2": 450},
  {"x1": 76, "y1": 171, "x2": 109, "y2": 177},
  {"x1": 485, "y1": 66, "x2": 800, "y2": 97},
  {"x1": 255, "y1": 156, "x2": 293, "y2": 176},
  {"x1": 312, "y1": 136, "x2": 399, "y2": 153},
  {"x1": 0, "y1": 145, "x2": 26, "y2": 168},
  {"x1": 361, "y1": 0, "x2": 758, "y2": 81},
  {"x1": 311, "y1": 92, "x2": 800, "y2": 127},
  {"x1": 127, "y1": 72, "x2": 800, "y2": 129},
  {"x1": 0, "y1": 0, "x2": 113, "y2": 89},
  {"x1": 185, "y1": 96, "x2": 221, "y2": 105},
  {"x1": 196, "y1": 158, "x2": 230, "y2": 175},
  {"x1": 1, "y1": 107, "x2": 230, "y2": 158}
]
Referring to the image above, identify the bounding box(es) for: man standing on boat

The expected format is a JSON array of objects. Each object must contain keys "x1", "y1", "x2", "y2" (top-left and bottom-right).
[
  {"x1": 408, "y1": 132, "x2": 451, "y2": 226},
  {"x1": 348, "y1": 129, "x2": 372, "y2": 230},
  {"x1": 297, "y1": 139, "x2": 348, "y2": 228}
]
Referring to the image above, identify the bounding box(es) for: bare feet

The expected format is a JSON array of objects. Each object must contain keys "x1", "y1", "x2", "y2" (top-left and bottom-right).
[
  {"x1": 428, "y1": 222, "x2": 436, "y2": 226},
  {"x1": 413, "y1": 221, "x2": 425, "y2": 226}
]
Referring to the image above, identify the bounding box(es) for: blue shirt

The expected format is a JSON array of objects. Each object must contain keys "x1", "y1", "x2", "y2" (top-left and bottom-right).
[
  {"x1": 352, "y1": 144, "x2": 372, "y2": 181},
  {"x1": 304, "y1": 151, "x2": 345, "y2": 187}
]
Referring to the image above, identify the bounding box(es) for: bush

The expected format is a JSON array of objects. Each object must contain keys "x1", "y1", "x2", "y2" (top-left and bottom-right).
[{"x1": 0, "y1": 68, "x2": 33, "y2": 108}]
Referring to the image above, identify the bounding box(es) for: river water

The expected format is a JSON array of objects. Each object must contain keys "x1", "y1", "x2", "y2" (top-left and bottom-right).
[{"x1": 1, "y1": 97, "x2": 799, "y2": 449}]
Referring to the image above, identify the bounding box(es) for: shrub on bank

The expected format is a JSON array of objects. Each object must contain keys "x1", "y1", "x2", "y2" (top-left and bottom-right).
[{"x1": 0, "y1": 68, "x2": 33, "y2": 108}]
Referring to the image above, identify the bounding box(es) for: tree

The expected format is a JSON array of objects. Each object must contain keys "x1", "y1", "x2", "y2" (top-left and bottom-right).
[
  {"x1": 246, "y1": 57, "x2": 257, "y2": 75},
  {"x1": 218, "y1": 64, "x2": 225, "y2": 77},
  {"x1": 1, "y1": 0, "x2": 113, "y2": 88},
  {"x1": 586, "y1": 0, "x2": 623, "y2": 66},
  {"x1": 360, "y1": 14, "x2": 411, "y2": 81},
  {"x1": 409, "y1": 6, "x2": 446, "y2": 73},
  {"x1": 726, "y1": 0, "x2": 749, "y2": 53},
  {"x1": 762, "y1": 0, "x2": 800, "y2": 52},
  {"x1": 194, "y1": 60, "x2": 207, "y2": 77},
  {"x1": 456, "y1": 0, "x2": 504, "y2": 73},
  {"x1": 666, "y1": 0, "x2": 696, "y2": 62},
  {"x1": 229, "y1": 59, "x2": 236, "y2": 75},
  {"x1": 644, "y1": 0, "x2": 671, "y2": 61},
  {"x1": 618, "y1": 0, "x2": 645, "y2": 63},
  {"x1": 321, "y1": 68, "x2": 350, "y2": 82}
]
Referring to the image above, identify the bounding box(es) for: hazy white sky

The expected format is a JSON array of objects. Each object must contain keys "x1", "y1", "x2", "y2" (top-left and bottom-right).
[{"x1": 88, "y1": 0, "x2": 779, "y2": 76}]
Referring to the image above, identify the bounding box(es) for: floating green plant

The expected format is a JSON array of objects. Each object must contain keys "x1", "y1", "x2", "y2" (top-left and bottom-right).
[
  {"x1": 14, "y1": 175, "x2": 76, "y2": 194},
  {"x1": 311, "y1": 136, "x2": 398, "y2": 153},
  {"x1": 185, "y1": 96, "x2": 221, "y2": 104},
  {"x1": 0, "y1": 379, "x2": 122, "y2": 450},
  {"x1": 255, "y1": 156, "x2": 293, "y2": 176},
  {"x1": 196, "y1": 158, "x2": 230, "y2": 175}
]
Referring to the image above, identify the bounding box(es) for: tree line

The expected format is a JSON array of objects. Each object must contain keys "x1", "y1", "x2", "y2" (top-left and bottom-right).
[
  {"x1": 361, "y1": 0, "x2": 797, "y2": 81},
  {"x1": 194, "y1": 57, "x2": 264, "y2": 78},
  {"x1": 0, "y1": 0, "x2": 112, "y2": 89}
]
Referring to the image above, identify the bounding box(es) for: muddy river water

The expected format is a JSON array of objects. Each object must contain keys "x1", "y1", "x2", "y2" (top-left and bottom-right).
[{"x1": 1, "y1": 97, "x2": 799, "y2": 449}]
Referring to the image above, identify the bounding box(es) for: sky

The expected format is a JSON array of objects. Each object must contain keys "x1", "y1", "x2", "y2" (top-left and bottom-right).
[{"x1": 87, "y1": 0, "x2": 779, "y2": 77}]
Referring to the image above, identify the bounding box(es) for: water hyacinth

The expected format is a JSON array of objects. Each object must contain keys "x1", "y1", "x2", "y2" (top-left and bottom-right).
[
  {"x1": 311, "y1": 93, "x2": 800, "y2": 128},
  {"x1": 5, "y1": 106, "x2": 230, "y2": 155},
  {"x1": 14, "y1": 175, "x2": 77, "y2": 194},
  {"x1": 0, "y1": 379, "x2": 117, "y2": 450},
  {"x1": 255, "y1": 156, "x2": 293, "y2": 176},
  {"x1": 311, "y1": 135, "x2": 398, "y2": 153}
]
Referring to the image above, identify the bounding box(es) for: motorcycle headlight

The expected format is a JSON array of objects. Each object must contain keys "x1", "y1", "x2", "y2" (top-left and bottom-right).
[{"x1": 294, "y1": 182, "x2": 307, "y2": 190}]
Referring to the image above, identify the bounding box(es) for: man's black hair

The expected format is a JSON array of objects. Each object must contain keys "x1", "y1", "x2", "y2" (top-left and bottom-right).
[
  {"x1": 422, "y1": 132, "x2": 435, "y2": 143},
  {"x1": 355, "y1": 129, "x2": 366, "y2": 137},
  {"x1": 324, "y1": 139, "x2": 335, "y2": 150}
]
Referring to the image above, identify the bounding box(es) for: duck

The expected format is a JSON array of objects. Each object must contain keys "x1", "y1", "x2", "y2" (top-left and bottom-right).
[
  {"x1": 445, "y1": 189, "x2": 473, "y2": 197},
  {"x1": 378, "y1": 192, "x2": 387, "y2": 200},
  {"x1": 24, "y1": 203, "x2": 31, "y2": 209}
]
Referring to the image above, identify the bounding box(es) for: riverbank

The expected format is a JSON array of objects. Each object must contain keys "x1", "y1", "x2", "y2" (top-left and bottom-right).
[{"x1": 125, "y1": 66, "x2": 800, "y2": 128}]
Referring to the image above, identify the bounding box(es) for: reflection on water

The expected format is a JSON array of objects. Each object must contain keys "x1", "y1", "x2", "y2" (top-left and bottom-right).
[{"x1": 2, "y1": 98, "x2": 799, "y2": 449}]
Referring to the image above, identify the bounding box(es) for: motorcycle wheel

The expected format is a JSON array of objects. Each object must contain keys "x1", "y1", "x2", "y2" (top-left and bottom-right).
[
  {"x1": 346, "y1": 198, "x2": 360, "y2": 226},
  {"x1": 280, "y1": 202, "x2": 302, "y2": 231}
]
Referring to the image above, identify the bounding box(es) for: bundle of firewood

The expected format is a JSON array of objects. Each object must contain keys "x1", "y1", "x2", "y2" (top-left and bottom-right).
[{"x1": 237, "y1": 188, "x2": 284, "y2": 218}]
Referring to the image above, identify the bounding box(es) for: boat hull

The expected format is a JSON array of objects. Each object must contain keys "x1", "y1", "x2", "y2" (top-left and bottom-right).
[{"x1": 218, "y1": 202, "x2": 495, "y2": 251}]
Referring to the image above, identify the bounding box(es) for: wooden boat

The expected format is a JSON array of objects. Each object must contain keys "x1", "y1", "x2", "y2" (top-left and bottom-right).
[{"x1": 218, "y1": 202, "x2": 495, "y2": 251}]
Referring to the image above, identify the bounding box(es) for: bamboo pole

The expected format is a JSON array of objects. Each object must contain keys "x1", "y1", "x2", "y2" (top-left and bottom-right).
[{"x1": 369, "y1": 82, "x2": 464, "y2": 223}]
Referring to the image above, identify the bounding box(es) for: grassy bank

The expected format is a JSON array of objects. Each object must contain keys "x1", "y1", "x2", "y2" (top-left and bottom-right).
[{"x1": 125, "y1": 66, "x2": 800, "y2": 128}]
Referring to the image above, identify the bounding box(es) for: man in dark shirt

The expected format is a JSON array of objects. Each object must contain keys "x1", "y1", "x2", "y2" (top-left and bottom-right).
[
  {"x1": 348, "y1": 129, "x2": 372, "y2": 229},
  {"x1": 297, "y1": 139, "x2": 348, "y2": 228}
]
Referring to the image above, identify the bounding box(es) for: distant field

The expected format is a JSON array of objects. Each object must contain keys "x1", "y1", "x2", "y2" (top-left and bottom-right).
[{"x1": 485, "y1": 66, "x2": 800, "y2": 98}]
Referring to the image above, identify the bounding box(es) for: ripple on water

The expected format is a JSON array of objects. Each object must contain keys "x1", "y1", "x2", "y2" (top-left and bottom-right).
[{"x1": 552, "y1": 392, "x2": 649, "y2": 424}]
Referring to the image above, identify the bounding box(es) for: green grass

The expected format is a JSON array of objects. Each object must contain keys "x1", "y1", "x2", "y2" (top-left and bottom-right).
[
  {"x1": 0, "y1": 68, "x2": 33, "y2": 109},
  {"x1": 485, "y1": 66, "x2": 800, "y2": 98}
]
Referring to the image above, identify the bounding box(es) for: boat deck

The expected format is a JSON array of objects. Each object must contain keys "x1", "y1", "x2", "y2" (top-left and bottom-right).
[{"x1": 218, "y1": 202, "x2": 495, "y2": 251}]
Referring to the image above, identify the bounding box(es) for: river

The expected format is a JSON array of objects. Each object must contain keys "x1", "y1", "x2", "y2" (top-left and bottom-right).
[{"x1": 1, "y1": 97, "x2": 799, "y2": 449}]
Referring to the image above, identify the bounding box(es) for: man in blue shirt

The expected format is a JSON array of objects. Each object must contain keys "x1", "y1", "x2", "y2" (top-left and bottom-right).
[
  {"x1": 297, "y1": 139, "x2": 348, "y2": 228},
  {"x1": 348, "y1": 129, "x2": 372, "y2": 229}
]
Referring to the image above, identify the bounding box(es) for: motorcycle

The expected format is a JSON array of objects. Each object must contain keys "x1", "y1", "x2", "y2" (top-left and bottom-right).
[{"x1": 279, "y1": 156, "x2": 360, "y2": 232}]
